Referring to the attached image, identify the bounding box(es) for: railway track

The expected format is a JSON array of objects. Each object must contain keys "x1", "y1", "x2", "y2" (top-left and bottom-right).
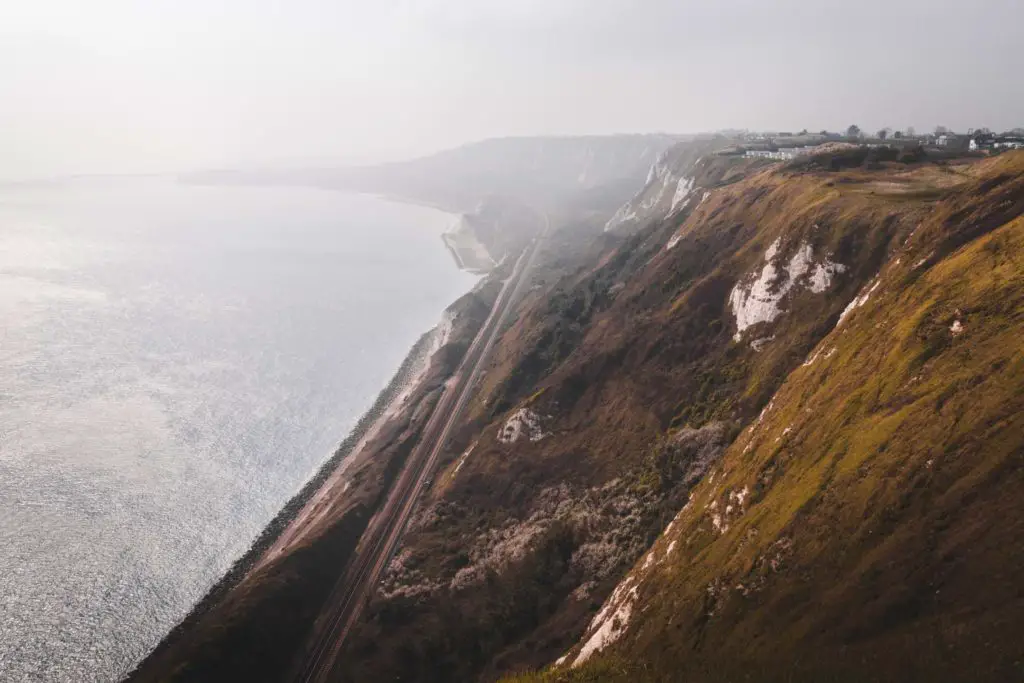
[{"x1": 292, "y1": 213, "x2": 549, "y2": 683}]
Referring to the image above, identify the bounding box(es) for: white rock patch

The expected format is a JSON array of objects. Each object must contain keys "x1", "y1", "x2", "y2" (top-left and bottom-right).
[
  {"x1": 756, "y1": 398, "x2": 775, "y2": 426},
  {"x1": 642, "y1": 165, "x2": 675, "y2": 212},
  {"x1": 838, "y1": 279, "x2": 881, "y2": 325},
  {"x1": 670, "y1": 176, "x2": 695, "y2": 214},
  {"x1": 737, "y1": 485, "x2": 753, "y2": 507},
  {"x1": 807, "y1": 256, "x2": 847, "y2": 293},
  {"x1": 605, "y1": 204, "x2": 638, "y2": 231},
  {"x1": 729, "y1": 240, "x2": 846, "y2": 341},
  {"x1": 574, "y1": 577, "x2": 638, "y2": 666},
  {"x1": 451, "y1": 443, "x2": 475, "y2": 477},
  {"x1": 497, "y1": 408, "x2": 546, "y2": 444},
  {"x1": 950, "y1": 319, "x2": 964, "y2": 335},
  {"x1": 802, "y1": 342, "x2": 838, "y2": 367},
  {"x1": 604, "y1": 159, "x2": 675, "y2": 232}
]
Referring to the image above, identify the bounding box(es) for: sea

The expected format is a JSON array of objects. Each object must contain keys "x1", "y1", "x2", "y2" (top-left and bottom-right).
[{"x1": 0, "y1": 178, "x2": 478, "y2": 681}]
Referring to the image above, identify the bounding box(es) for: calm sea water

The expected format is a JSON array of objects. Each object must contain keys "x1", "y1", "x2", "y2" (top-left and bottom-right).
[{"x1": 0, "y1": 179, "x2": 477, "y2": 682}]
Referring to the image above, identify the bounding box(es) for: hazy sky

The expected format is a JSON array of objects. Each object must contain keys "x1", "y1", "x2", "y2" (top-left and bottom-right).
[{"x1": 2, "y1": 0, "x2": 1022, "y2": 179}]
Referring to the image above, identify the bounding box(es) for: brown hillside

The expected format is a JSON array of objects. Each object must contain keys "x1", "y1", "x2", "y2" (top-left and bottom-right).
[
  {"x1": 339, "y1": 154, "x2": 1023, "y2": 682},
  {"x1": 508, "y1": 152, "x2": 1024, "y2": 682},
  {"x1": 128, "y1": 149, "x2": 1024, "y2": 683}
]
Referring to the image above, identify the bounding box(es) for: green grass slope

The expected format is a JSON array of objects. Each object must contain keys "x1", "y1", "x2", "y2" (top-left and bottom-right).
[
  {"x1": 339, "y1": 154, "x2": 1024, "y2": 682},
  {"x1": 515, "y1": 153, "x2": 1024, "y2": 682}
]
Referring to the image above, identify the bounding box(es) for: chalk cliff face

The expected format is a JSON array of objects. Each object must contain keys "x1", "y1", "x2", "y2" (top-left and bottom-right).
[
  {"x1": 602, "y1": 137, "x2": 753, "y2": 233},
  {"x1": 145, "y1": 146, "x2": 1024, "y2": 683}
]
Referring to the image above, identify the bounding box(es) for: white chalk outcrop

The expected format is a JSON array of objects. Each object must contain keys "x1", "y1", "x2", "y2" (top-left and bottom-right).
[
  {"x1": 670, "y1": 176, "x2": 695, "y2": 214},
  {"x1": 605, "y1": 154, "x2": 680, "y2": 232},
  {"x1": 497, "y1": 408, "x2": 546, "y2": 444},
  {"x1": 573, "y1": 575, "x2": 638, "y2": 666},
  {"x1": 729, "y1": 239, "x2": 847, "y2": 341},
  {"x1": 605, "y1": 142, "x2": 710, "y2": 233},
  {"x1": 838, "y1": 278, "x2": 881, "y2": 326}
]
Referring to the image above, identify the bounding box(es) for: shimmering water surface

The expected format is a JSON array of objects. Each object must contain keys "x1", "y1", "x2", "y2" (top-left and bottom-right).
[{"x1": 0, "y1": 179, "x2": 477, "y2": 681}]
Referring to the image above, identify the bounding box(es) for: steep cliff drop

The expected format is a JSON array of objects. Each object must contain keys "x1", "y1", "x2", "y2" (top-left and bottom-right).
[
  {"x1": 341, "y1": 148, "x2": 1024, "y2": 683},
  {"x1": 137, "y1": 143, "x2": 1024, "y2": 683}
]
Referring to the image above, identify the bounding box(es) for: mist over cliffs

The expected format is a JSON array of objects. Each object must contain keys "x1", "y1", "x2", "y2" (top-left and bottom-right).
[{"x1": 186, "y1": 134, "x2": 683, "y2": 213}]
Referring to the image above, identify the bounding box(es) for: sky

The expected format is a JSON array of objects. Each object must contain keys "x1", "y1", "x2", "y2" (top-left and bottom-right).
[{"x1": 1, "y1": 0, "x2": 1022, "y2": 179}]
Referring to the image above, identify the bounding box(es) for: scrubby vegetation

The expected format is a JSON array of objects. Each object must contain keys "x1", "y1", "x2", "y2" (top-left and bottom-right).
[
  {"x1": 134, "y1": 145, "x2": 1024, "y2": 683},
  {"x1": 511, "y1": 152, "x2": 1024, "y2": 683},
  {"x1": 330, "y1": 152, "x2": 1024, "y2": 683}
]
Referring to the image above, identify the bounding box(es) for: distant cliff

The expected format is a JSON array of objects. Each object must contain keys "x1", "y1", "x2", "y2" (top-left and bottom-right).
[
  {"x1": 602, "y1": 136, "x2": 752, "y2": 233},
  {"x1": 346, "y1": 134, "x2": 684, "y2": 212},
  {"x1": 186, "y1": 135, "x2": 682, "y2": 271}
]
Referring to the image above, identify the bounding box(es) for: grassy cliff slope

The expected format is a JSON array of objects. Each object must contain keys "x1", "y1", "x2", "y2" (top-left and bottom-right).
[
  {"x1": 506, "y1": 152, "x2": 1024, "y2": 682},
  {"x1": 338, "y1": 152, "x2": 1023, "y2": 682}
]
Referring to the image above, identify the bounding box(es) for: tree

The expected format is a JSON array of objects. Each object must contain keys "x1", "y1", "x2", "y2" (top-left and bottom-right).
[
  {"x1": 893, "y1": 131, "x2": 903, "y2": 139},
  {"x1": 935, "y1": 125, "x2": 949, "y2": 135},
  {"x1": 847, "y1": 124, "x2": 862, "y2": 138},
  {"x1": 798, "y1": 128, "x2": 809, "y2": 136},
  {"x1": 877, "y1": 128, "x2": 890, "y2": 140}
]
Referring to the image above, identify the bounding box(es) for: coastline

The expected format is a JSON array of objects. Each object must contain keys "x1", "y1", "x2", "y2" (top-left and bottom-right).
[
  {"x1": 241, "y1": 321, "x2": 445, "y2": 568},
  {"x1": 127, "y1": 276, "x2": 501, "y2": 683},
  {"x1": 126, "y1": 322, "x2": 445, "y2": 677},
  {"x1": 373, "y1": 191, "x2": 468, "y2": 215},
  {"x1": 124, "y1": 186, "x2": 489, "y2": 682},
  {"x1": 253, "y1": 309, "x2": 455, "y2": 568}
]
